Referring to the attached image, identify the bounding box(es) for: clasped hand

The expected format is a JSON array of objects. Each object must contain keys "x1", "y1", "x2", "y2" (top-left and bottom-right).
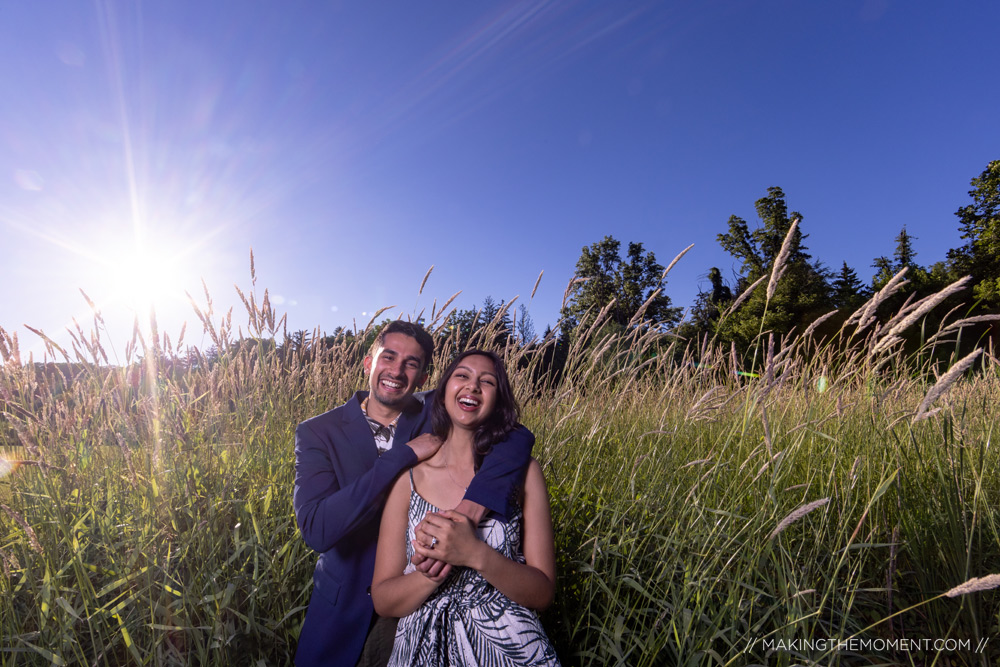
[{"x1": 411, "y1": 510, "x2": 483, "y2": 582}]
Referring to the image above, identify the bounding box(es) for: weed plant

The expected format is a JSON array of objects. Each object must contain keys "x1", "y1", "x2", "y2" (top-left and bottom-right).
[{"x1": 2, "y1": 261, "x2": 1000, "y2": 666}]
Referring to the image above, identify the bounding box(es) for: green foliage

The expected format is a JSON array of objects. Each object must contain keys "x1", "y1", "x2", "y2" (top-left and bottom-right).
[
  {"x1": 562, "y1": 236, "x2": 680, "y2": 332},
  {"x1": 948, "y1": 160, "x2": 1000, "y2": 309},
  {"x1": 711, "y1": 187, "x2": 831, "y2": 354},
  {"x1": 4, "y1": 270, "x2": 1000, "y2": 665},
  {"x1": 717, "y1": 187, "x2": 810, "y2": 277},
  {"x1": 440, "y1": 296, "x2": 515, "y2": 355},
  {"x1": 830, "y1": 262, "x2": 869, "y2": 312},
  {"x1": 676, "y1": 268, "x2": 733, "y2": 342}
]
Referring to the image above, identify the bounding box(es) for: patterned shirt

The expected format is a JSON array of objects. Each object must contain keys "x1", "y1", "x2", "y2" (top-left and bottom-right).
[{"x1": 361, "y1": 396, "x2": 400, "y2": 457}]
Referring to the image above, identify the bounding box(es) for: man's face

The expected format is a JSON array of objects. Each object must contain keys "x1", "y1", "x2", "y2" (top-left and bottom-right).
[{"x1": 363, "y1": 332, "x2": 428, "y2": 409}]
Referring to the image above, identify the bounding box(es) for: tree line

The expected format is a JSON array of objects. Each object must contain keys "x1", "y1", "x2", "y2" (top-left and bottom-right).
[
  {"x1": 562, "y1": 160, "x2": 1000, "y2": 361},
  {"x1": 268, "y1": 159, "x2": 998, "y2": 380}
]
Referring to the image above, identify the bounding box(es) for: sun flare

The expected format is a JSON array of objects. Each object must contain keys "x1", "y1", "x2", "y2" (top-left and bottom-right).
[{"x1": 86, "y1": 234, "x2": 197, "y2": 317}]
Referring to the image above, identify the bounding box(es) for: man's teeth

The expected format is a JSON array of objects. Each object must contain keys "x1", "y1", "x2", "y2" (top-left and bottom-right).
[{"x1": 382, "y1": 379, "x2": 402, "y2": 389}]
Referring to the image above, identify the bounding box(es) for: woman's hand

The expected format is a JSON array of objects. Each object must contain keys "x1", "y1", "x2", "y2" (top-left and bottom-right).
[{"x1": 413, "y1": 510, "x2": 487, "y2": 570}]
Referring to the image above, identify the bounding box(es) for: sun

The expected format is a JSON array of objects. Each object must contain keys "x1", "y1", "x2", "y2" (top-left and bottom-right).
[
  {"x1": 115, "y1": 247, "x2": 184, "y2": 313},
  {"x1": 86, "y1": 233, "x2": 197, "y2": 319}
]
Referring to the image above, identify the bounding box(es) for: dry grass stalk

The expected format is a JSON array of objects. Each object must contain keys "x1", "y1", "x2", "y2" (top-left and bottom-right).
[
  {"x1": 24, "y1": 325, "x2": 70, "y2": 363},
  {"x1": 767, "y1": 218, "x2": 799, "y2": 301},
  {"x1": 762, "y1": 404, "x2": 772, "y2": 456},
  {"x1": 928, "y1": 314, "x2": 1000, "y2": 346},
  {"x1": 848, "y1": 267, "x2": 909, "y2": 331},
  {"x1": 944, "y1": 574, "x2": 1000, "y2": 598},
  {"x1": 873, "y1": 276, "x2": 972, "y2": 353},
  {"x1": 418, "y1": 265, "x2": 434, "y2": 295},
  {"x1": 800, "y1": 310, "x2": 838, "y2": 342},
  {"x1": 722, "y1": 274, "x2": 767, "y2": 318},
  {"x1": 887, "y1": 524, "x2": 900, "y2": 634},
  {"x1": 752, "y1": 451, "x2": 784, "y2": 484},
  {"x1": 1, "y1": 503, "x2": 43, "y2": 554},
  {"x1": 362, "y1": 306, "x2": 397, "y2": 334},
  {"x1": 531, "y1": 271, "x2": 544, "y2": 300},
  {"x1": 662, "y1": 243, "x2": 695, "y2": 280},
  {"x1": 0, "y1": 327, "x2": 21, "y2": 365},
  {"x1": 769, "y1": 497, "x2": 830, "y2": 540},
  {"x1": 0, "y1": 546, "x2": 18, "y2": 577},
  {"x1": 686, "y1": 387, "x2": 720, "y2": 422},
  {"x1": 561, "y1": 277, "x2": 587, "y2": 312},
  {"x1": 764, "y1": 333, "x2": 776, "y2": 388},
  {"x1": 628, "y1": 288, "x2": 662, "y2": 328},
  {"x1": 913, "y1": 348, "x2": 983, "y2": 422}
]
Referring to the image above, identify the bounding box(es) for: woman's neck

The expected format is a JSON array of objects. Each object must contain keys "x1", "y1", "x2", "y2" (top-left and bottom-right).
[{"x1": 437, "y1": 428, "x2": 476, "y2": 473}]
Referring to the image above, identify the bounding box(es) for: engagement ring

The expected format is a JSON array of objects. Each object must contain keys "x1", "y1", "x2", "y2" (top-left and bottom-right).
[{"x1": 430, "y1": 536, "x2": 438, "y2": 548}]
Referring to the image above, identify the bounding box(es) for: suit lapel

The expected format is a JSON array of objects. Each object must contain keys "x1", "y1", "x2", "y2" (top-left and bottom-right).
[
  {"x1": 341, "y1": 392, "x2": 378, "y2": 477},
  {"x1": 397, "y1": 393, "x2": 431, "y2": 441}
]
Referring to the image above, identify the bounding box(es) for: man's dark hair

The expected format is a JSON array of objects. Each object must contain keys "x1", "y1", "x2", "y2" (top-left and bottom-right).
[
  {"x1": 370, "y1": 320, "x2": 435, "y2": 374},
  {"x1": 431, "y1": 349, "x2": 520, "y2": 466}
]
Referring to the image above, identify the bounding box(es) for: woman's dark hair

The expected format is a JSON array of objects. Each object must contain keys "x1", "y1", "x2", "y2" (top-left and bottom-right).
[{"x1": 431, "y1": 349, "x2": 520, "y2": 464}]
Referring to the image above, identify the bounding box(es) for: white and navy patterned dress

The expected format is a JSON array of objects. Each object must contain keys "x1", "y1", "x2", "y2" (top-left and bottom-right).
[{"x1": 388, "y1": 473, "x2": 561, "y2": 666}]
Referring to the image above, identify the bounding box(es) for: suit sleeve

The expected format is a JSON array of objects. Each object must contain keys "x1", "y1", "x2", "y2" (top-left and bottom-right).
[
  {"x1": 464, "y1": 424, "x2": 534, "y2": 520},
  {"x1": 293, "y1": 420, "x2": 417, "y2": 554}
]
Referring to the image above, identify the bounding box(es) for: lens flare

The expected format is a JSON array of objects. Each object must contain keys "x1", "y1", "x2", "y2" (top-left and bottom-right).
[{"x1": 0, "y1": 456, "x2": 20, "y2": 478}]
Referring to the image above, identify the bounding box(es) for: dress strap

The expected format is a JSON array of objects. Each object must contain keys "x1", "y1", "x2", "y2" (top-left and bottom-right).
[{"x1": 408, "y1": 467, "x2": 415, "y2": 491}]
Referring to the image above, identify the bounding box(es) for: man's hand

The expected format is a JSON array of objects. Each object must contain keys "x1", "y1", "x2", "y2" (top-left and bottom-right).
[
  {"x1": 410, "y1": 550, "x2": 449, "y2": 577},
  {"x1": 410, "y1": 543, "x2": 453, "y2": 584},
  {"x1": 405, "y1": 433, "x2": 443, "y2": 462}
]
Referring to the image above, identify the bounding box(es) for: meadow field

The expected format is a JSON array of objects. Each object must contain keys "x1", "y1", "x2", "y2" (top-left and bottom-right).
[{"x1": 2, "y1": 274, "x2": 1000, "y2": 666}]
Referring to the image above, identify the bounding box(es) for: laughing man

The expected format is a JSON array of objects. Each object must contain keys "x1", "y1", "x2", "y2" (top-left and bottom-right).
[{"x1": 293, "y1": 320, "x2": 533, "y2": 666}]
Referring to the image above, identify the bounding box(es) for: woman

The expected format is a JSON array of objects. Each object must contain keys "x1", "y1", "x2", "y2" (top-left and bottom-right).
[{"x1": 371, "y1": 349, "x2": 560, "y2": 666}]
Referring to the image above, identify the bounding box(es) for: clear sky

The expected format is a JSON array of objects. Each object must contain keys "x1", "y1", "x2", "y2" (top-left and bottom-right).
[{"x1": 2, "y1": 1, "x2": 998, "y2": 360}]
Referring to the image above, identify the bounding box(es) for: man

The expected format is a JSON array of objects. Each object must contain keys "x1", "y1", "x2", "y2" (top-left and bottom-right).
[{"x1": 294, "y1": 320, "x2": 533, "y2": 666}]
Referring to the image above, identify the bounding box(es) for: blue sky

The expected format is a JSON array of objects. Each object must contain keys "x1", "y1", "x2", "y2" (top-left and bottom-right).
[{"x1": 2, "y1": 1, "x2": 998, "y2": 359}]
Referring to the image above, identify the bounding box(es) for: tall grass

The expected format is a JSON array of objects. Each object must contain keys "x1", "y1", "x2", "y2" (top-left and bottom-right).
[{"x1": 1, "y1": 268, "x2": 999, "y2": 666}]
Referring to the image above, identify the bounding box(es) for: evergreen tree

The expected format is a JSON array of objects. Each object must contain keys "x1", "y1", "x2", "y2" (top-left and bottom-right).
[
  {"x1": 515, "y1": 304, "x2": 536, "y2": 345},
  {"x1": 677, "y1": 267, "x2": 733, "y2": 341},
  {"x1": 831, "y1": 262, "x2": 869, "y2": 311},
  {"x1": 947, "y1": 160, "x2": 1000, "y2": 309},
  {"x1": 894, "y1": 226, "x2": 918, "y2": 269},
  {"x1": 562, "y1": 236, "x2": 680, "y2": 331},
  {"x1": 713, "y1": 187, "x2": 831, "y2": 352}
]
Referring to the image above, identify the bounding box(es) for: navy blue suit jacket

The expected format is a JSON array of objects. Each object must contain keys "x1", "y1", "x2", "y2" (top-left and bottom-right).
[{"x1": 293, "y1": 390, "x2": 534, "y2": 667}]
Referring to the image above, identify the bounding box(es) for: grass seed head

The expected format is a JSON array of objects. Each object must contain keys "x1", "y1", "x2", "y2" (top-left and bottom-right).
[
  {"x1": 767, "y1": 218, "x2": 798, "y2": 301},
  {"x1": 770, "y1": 497, "x2": 830, "y2": 540},
  {"x1": 945, "y1": 574, "x2": 1000, "y2": 598}
]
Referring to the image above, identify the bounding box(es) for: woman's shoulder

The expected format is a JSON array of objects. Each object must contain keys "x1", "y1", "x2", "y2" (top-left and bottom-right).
[{"x1": 524, "y1": 457, "x2": 546, "y2": 486}]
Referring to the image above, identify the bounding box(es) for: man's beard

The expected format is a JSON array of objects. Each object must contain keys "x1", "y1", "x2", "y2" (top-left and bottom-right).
[{"x1": 371, "y1": 376, "x2": 411, "y2": 408}]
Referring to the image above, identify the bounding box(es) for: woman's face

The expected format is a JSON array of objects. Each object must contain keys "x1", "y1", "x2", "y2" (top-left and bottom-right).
[{"x1": 443, "y1": 354, "x2": 499, "y2": 431}]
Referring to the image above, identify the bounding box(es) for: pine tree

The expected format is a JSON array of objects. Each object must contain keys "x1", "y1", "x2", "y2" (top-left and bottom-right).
[
  {"x1": 947, "y1": 160, "x2": 1000, "y2": 309},
  {"x1": 713, "y1": 187, "x2": 831, "y2": 352},
  {"x1": 562, "y1": 236, "x2": 680, "y2": 330},
  {"x1": 831, "y1": 262, "x2": 869, "y2": 311}
]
